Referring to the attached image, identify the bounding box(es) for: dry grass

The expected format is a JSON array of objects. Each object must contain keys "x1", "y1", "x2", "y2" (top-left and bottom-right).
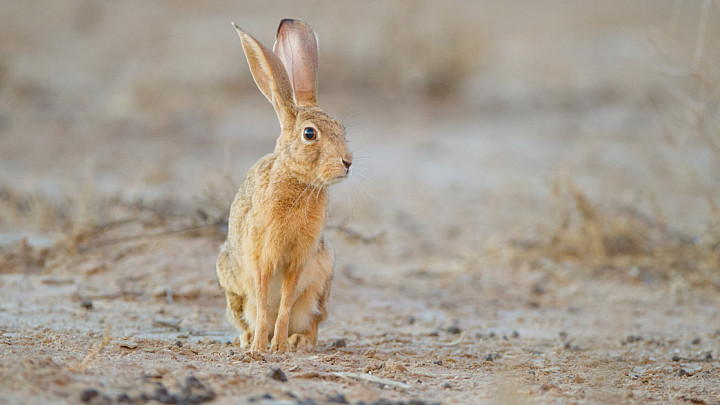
[
  {"x1": 0, "y1": 182, "x2": 224, "y2": 274},
  {"x1": 652, "y1": 0, "x2": 720, "y2": 218},
  {"x1": 194, "y1": 172, "x2": 237, "y2": 231},
  {"x1": 510, "y1": 2, "x2": 720, "y2": 288},
  {"x1": 511, "y1": 177, "x2": 720, "y2": 288}
]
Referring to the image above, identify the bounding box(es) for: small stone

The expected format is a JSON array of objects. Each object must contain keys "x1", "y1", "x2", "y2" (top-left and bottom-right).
[
  {"x1": 385, "y1": 360, "x2": 406, "y2": 372},
  {"x1": 117, "y1": 393, "x2": 132, "y2": 403},
  {"x1": 116, "y1": 341, "x2": 139, "y2": 349},
  {"x1": 558, "y1": 331, "x2": 568, "y2": 339},
  {"x1": 175, "y1": 340, "x2": 183, "y2": 347},
  {"x1": 446, "y1": 325, "x2": 462, "y2": 334},
  {"x1": 81, "y1": 300, "x2": 93, "y2": 310},
  {"x1": 485, "y1": 354, "x2": 494, "y2": 361},
  {"x1": 511, "y1": 330, "x2": 519, "y2": 338},
  {"x1": 433, "y1": 360, "x2": 442, "y2": 365},
  {"x1": 154, "y1": 384, "x2": 168, "y2": 398},
  {"x1": 80, "y1": 389, "x2": 99, "y2": 402},
  {"x1": 678, "y1": 368, "x2": 692, "y2": 377},
  {"x1": 704, "y1": 352, "x2": 713, "y2": 360},
  {"x1": 269, "y1": 368, "x2": 288, "y2": 382},
  {"x1": 672, "y1": 355, "x2": 681, "y2": 362},
  {"x1": 442, "y1": 382, "x2": 452, "y2": 389},
  {"x1": 185, "y1": 375, "x2": 202, "y2": 388},
  {"x1": 428, "y1": 331, "x2": 439, "y2": 337},
  {"x1": 488, "y1": 332, "x2": 496, "y2": 338},
  {"x1": 691, "y1": 337, "x2": 701, "y2": 345},
  {"x1": 531, "y1": 284, "x2": 545, "y2": 295},
  {"x1": 157, "y1": 394, "x2": 177, "y2": 404},
  {"x1": 626, "y1": 335, "x2": 643, "y2": 343},
  {"x1": 229, "y1": 349, "x2": 235, "y2": 356},
  {"x1": 407, "y1": 316, "x2": 416, "y2": 325},
  {"x1": 540, "y1": 383, "x2": 557, "y2": 391},
  {"x1": 331, "y1": 338, "x2": 347, "y2": 348},
  {"x1": 629, "y1": 366, "x2": 646, "y2": 379},
  {"x1": 327, "y1": 393, "x2": 348, "y2": 404}
]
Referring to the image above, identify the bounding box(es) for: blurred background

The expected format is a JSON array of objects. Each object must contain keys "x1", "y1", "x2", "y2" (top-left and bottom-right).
[{"x1": 1, "y1": 0, "x2": 719, "y2": 266}]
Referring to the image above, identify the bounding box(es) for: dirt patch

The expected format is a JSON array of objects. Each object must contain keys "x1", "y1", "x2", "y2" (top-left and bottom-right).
[{"x1": 1, "y1": 211, "x2": 719, "y2": 404}]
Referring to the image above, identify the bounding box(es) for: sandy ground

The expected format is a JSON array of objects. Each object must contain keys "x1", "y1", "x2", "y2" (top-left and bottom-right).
[{"x1": 1, "y1": 1, "x2": 720, "y2": 404}]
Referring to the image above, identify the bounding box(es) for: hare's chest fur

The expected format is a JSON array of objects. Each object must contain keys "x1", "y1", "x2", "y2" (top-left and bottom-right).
[{"x1": 247, "y1": 175, "x2": 328, "y2": 269}]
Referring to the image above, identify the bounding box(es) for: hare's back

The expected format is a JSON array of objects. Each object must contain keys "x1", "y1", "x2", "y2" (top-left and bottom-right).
[
  {"x1": 227, "y1": 154, "x2": 276, "y2": 234},
  {"x1": 240, "y1": 154, "x2": 275, "y2": 197}
]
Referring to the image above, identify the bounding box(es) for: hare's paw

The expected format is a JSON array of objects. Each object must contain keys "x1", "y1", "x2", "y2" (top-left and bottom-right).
[
  {"x1": 250, "y1": 333, "x2": 268, "y2": 354},
  {"x1": 289, "y1": 333, "x2": 313, "y2": 352},
  {"x1": 238, "y1": 330, "x2": 254, "y2": 348},
  {"x1": 270, "y1": 337, "x2": 290, "y2": 353}
]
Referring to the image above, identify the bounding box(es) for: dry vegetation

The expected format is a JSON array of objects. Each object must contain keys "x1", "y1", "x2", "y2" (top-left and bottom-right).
[
  {"x1": 511, "y1": 177, "x2": 720, "y2": 287},
  {"x1": 508, "y1": 0, "x2": 720, "y2": 293}
]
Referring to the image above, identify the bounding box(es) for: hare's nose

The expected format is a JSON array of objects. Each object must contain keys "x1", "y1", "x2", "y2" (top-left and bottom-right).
[{"x1": 342, "y1": 159, "x2": 352, "y2": 170}]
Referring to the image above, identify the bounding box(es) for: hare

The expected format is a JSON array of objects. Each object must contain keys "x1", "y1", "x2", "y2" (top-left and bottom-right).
[{"x1": 216, "y1": 19, "x2": 352, "y2": 354}]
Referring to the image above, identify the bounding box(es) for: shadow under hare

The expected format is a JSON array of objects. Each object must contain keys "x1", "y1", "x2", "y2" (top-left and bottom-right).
[{"x1": 216, "y1": 19, "x2": 352, "y2": 354}]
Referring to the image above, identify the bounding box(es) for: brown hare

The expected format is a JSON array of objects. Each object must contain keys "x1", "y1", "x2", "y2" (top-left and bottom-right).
[{"x1": 216, "y1": 19, "x2": 352, "y2": 354}]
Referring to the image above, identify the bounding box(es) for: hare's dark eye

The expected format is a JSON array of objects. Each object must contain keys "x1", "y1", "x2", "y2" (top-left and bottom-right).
[{"x1": 303, "y1": 127, "x2": 317, "y2": 141}]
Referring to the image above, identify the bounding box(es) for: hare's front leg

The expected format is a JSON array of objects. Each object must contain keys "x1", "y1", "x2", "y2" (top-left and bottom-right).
[
  {"x1": 250, "y1": 265, "x2": 271, "y2": 353},
  {"x1": 271, "y1": 267, "x2": 301, "y2": 353}
]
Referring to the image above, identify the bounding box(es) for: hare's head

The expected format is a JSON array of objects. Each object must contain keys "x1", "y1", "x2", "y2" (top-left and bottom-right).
[{"x1": 234, "y1": 19, "x2": 352, "y2": 187}]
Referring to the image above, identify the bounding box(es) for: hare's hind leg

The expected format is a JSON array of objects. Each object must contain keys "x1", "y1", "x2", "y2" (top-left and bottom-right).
[
  {"x1": 225, "y1": 292, "x2": 254, "y2": 347},
  {"x1": 217, "y1": 245, "x2": 254, "y2": 348},
  {"x1": 288, "y1": 241, "x2": 334, "y2": 352},
  {"x1": 288, "y1": 313, "x2": 321, "y2": 352},
  {"x1": 289, "y1": 276, "x2": 331, "y2": 352}
]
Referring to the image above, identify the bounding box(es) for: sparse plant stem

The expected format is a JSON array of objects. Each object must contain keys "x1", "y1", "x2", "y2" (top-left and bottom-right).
[{"x1": 691, "y1": 0, "x2": 711, "y2": 72}]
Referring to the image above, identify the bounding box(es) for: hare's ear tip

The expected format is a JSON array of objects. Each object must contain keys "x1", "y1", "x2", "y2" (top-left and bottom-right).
[
  {"x1": 277, "y1": 18, "x2": 293, "y2": 33},
  {"x1": 279, "y1": 18, "x2": 301, "y2": 25},
  {"x1": 277, "y1": 18, "x2": 310, "y2": 30}
]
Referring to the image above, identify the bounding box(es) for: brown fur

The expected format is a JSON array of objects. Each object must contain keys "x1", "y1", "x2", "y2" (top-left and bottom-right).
[{"x1": 216, "y1": 19, "x2": 352, "y2": 353}]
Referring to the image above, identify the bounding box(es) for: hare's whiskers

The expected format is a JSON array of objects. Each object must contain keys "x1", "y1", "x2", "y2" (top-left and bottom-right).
[{"x1": 303, "y1": 177, "x2": 321, "y2": 222}]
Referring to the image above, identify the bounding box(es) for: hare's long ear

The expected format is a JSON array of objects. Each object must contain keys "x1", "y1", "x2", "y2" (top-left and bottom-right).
[
  {"x1": 273, "y1": 19, "x2": 319, "y2": 108},
  {"x1": 233, "y1": 22, "x2": 295, "y2": 128}
]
